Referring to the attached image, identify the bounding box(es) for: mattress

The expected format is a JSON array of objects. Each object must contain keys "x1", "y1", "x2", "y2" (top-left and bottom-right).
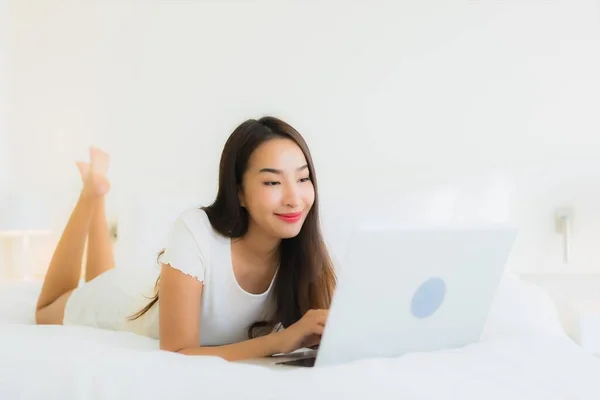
[{"x1": 1, "y1": 277, "x2": 600, "y2": 399}]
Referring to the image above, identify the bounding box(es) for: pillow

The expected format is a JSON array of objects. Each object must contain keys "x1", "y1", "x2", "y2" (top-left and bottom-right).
[
  {"x1": 482, "y1": 273, "x2": 567, "y2": 340},
  {"x1": 0, "y1": 280, "x2": 42, "y2": 325}
]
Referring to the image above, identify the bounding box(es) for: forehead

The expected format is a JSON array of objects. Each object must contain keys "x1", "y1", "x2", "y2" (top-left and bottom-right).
[{"x1": 248, "y1": 138, "x2": 307, "y2": 169}]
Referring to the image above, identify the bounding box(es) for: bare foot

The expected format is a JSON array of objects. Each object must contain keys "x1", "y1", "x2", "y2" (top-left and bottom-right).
[
  {"x1": 89, "y1": 146, "x2": 109, "y2": 176},
  {"x1": 76, "y1": 146, "x2": 111, "y2": 198}
]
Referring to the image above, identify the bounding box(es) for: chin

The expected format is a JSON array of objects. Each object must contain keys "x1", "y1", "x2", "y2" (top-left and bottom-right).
[
  {"x1": 272, "y1": 223, "x2": 304, "y2": 239},
  {"x1": 279, "y1": 231, "x2": 301, "y2": 239},
  {"x1": 274, "y1": 227, "x2": 302, "y2": 239}
]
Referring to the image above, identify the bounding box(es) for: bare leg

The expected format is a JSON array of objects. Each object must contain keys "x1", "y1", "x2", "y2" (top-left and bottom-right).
[
  {"x1": 85, "y1": 193, "x2": 115, "y2": 282},
  {"x1": 77, "y1": 147, "x2": 114, "y2": 282},
  {"x1": 35, "y1": 194, "x2": 96, "y2": 311},
  {"x1": 35, "y1": 147, "x2": 111, "y2": 324}
]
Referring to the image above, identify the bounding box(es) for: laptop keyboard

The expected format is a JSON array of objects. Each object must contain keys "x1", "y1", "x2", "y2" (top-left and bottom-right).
[{"x1": 276, "y1": 357, "x2": 316, "y2": 367}]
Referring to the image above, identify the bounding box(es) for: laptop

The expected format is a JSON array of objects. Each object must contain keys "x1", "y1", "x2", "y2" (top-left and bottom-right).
[{"x1": 275, "y1": 225, "x2": 517, "y2": 368}]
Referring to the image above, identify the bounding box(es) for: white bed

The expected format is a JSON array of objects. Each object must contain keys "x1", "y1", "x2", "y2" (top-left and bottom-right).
[{"x1": 1, "y1": 275, "x2": 600, "y2": 400}]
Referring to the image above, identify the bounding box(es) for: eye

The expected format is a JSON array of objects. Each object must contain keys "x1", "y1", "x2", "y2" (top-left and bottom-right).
[
  {"x1": 299, "y1": 177, "x2": 311, "y2": 183},
  {"x1": 263, "y1": 181, "x2": 280, "y2": 186}
]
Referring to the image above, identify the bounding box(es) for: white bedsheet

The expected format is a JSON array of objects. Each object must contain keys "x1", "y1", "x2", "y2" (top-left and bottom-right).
[
  {"x1": 2, "y1": 275, "x2": 600, "y2": 399},
  {"x1": 1, "y1": 322, "x2": 600, "y2": 400}
]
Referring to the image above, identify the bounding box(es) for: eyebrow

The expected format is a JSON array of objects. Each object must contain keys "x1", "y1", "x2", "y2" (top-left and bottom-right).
[{"x1": 258, "y1": 165, "x2": 308, "y2": 174}]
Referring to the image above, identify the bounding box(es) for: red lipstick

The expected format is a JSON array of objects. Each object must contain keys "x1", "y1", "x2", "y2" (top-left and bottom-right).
[{"x1": 275, "y1": 212, "x2": 302, "y2": 223}]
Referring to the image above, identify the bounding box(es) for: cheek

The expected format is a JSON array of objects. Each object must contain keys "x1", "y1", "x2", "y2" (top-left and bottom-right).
[
  {"x1": 303, "y1": 183, "x2": 316, "y2": 207},
  {"x1": 248, "y1": 187, "x2": 281, "y2": 213}
]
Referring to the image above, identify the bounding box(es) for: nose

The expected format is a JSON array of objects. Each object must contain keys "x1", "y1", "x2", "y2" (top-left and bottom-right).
[{"x1": 283, "y1": 183, "x2": 300, "y2": 209}]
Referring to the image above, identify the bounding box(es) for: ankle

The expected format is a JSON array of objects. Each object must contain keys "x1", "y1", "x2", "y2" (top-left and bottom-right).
[{"x1": 79, "y1": 190, "x2": 103, "y2": 203}]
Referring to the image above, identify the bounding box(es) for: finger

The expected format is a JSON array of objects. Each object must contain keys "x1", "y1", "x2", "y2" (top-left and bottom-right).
[
  {"x1": 310, "y1": 324, "x2": 325, "y2": 335},
  {"x1": 315, "y1": 313, "x2": 328, "y2": 326},
  {"x1": 307, "y1": 309, "x2": 327, "y2": 318},
  {"x1": 303, "y1": 334, "x2": 321, "y2": 348}
]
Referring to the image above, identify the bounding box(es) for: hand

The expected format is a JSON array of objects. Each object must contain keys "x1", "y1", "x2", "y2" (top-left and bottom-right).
[{"x1": 274, "y1": 309, "x2": 328, "y2": 354}]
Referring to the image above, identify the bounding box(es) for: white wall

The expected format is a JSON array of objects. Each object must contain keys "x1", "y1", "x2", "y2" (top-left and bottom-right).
[
  {"x1": 7, "y1": 0, "x2": 600, "y2": 277},
  {"x1": 0, "y1": 0, "x2": 9, "y2": 273},
  {"x1": 0, "y1": 0, "x2": 8, "y2": 194}
]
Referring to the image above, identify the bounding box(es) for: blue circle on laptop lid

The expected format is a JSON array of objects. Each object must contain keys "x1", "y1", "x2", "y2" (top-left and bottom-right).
[{"x1": 411, "y1": 277, "x2": 447, "y2": 319}]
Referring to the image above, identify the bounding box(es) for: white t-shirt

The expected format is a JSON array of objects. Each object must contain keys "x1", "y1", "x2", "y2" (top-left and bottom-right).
[
  {"x1": 155, "y1": 208, "x2": 278, "y2": 345},
  {"x1": 63, "y1": 208, "x2": 278, "y2": 347}
]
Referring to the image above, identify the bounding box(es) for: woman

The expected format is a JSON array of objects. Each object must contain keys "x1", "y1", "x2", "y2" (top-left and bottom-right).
[{"x1": 34, "y1": 116, "x2": 337, "y2": 362}]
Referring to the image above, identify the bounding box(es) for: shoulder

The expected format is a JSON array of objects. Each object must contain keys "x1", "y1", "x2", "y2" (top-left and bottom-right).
[
  {"x1": 158, "y1": 208, "x2": 215, "y2": 281},
  {"x1": 176, "y1": 207, "x2": 212, "y2": 233},
  {"x1": 163, "y1": 208, "x2": 215, "y2": 254}
]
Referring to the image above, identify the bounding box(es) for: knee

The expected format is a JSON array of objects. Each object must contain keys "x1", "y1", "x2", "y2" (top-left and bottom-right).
[
  {"x1": 35, "y1": 298, "x2": 69, "y2": 325},
  {"x1": 34, "y1": 290, "x2": 73, "y2": 325},
  {"x1": 35, "y1": 306, "x2": 55, "y2": 325},
  {"x1": 35, "y1": 308, "x2": 47, "y2": 325}
]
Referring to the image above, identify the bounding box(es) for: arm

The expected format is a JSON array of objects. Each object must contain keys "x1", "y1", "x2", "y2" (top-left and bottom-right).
[
  {"x1": 158, "y1": 263, "x2": 284, "y2": 362},
  {"x1": 177, "y1": 333, "x2": 282, "y2": 361}
]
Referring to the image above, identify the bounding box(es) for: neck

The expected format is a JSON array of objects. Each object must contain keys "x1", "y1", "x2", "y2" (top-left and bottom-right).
[{"x1": 238, "y1": 222, "x2": 280, "y2": 265}]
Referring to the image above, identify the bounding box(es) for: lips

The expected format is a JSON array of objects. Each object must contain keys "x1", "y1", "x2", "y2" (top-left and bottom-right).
[{"x1": 275, "y1": 212, "x2": 302, "y2": 223}]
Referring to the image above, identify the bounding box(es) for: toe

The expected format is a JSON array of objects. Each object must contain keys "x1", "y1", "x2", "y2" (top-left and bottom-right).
[
  {"x1": 89, "y1": 146, "x2": 110, "y2": 175},
  {"x1": 76, "y1": 161, "x2": 90, "y2": 179}
]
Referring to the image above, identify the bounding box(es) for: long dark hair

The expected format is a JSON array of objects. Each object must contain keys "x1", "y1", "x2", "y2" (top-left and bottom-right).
[{"x1": 129, "y1": 116, "x2": 337, "y2": 338}]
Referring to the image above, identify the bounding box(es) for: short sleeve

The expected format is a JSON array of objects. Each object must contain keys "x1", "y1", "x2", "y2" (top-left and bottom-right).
[{"x1": 158, "y1": 211, "x2": 208, "y2": 282}]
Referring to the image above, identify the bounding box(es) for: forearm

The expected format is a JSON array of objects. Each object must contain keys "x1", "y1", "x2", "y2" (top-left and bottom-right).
[{"x1": 177, "y1": 332, "x2": 282, "y2": 362}]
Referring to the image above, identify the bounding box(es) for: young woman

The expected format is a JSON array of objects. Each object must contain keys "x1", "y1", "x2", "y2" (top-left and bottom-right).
[{"x1": 34, "y1": 116, "x2": 337, "y2": 362}]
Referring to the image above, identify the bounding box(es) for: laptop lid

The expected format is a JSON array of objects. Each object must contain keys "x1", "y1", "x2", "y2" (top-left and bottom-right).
[{"x1": 314, "y1": 226, "x2": 517, "y2": 367}]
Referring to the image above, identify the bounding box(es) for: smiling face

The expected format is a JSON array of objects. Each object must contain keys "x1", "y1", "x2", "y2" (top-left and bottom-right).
[{"x1": 239, "y1": 138, "x2": 315, "y2": 240}]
